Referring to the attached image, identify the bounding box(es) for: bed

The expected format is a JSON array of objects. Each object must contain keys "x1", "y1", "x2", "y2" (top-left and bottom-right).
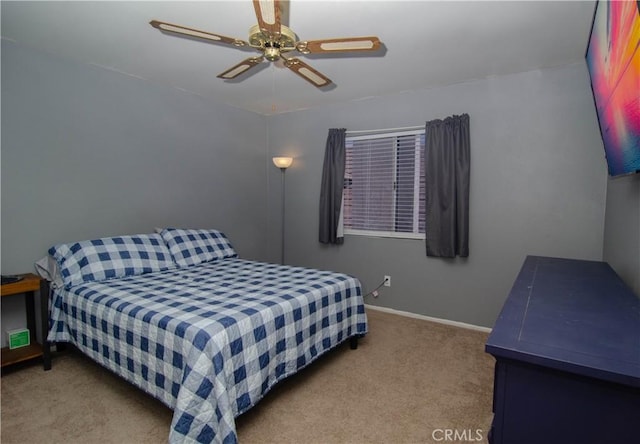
[{"x1": 44, "y1": 228, "x2": 367, "y2": 444}]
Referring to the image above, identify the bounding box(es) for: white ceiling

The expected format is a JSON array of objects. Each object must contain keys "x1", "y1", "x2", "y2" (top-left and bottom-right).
[{"x1": 1, "y1": 1, "x2": 596, "y2": 115}]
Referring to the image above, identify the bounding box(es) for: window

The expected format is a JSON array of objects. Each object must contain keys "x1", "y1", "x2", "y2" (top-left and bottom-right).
[{"x1": 343, "y1": 129, "x2": 425, "y2": 239}]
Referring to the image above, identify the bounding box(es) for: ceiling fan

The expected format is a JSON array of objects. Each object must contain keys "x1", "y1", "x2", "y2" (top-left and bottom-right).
[{"x1": 149, "y1": 0, "x2": 382, "y2": 88}]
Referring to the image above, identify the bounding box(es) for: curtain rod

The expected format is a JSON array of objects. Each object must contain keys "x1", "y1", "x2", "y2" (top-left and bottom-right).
[{"x1": 346, "y1": 125, "x2": 424, "y2": 135}]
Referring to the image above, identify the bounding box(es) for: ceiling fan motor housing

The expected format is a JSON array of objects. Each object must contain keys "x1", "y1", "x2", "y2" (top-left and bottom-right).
[{"x1": 248, "y1": 24, "x2": 296, "y2": 61}]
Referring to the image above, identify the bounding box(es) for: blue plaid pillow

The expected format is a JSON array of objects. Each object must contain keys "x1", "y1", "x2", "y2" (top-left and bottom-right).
[
  {"x1": 160, "y1": 228, "x2": 237, "y2": 267},
  {"x1": 49, "y1": 234, "x2": 175, "y2": 289}
]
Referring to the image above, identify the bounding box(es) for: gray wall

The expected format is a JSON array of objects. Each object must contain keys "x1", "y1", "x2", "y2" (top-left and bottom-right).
[
  {"x1": 1, "y1": 38, "x2": 614, "y2": 337},
  {"x1": 1, "y1": 40, "x2": 270, "y2": 342},
  {"x1": 266, "y1": 62, "x2": 608, "y2": 328},
  {"x1": 603, "y1": 174, "x2": 640, "y2": 296}
]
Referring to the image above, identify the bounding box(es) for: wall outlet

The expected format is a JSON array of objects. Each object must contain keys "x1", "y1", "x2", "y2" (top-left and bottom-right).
[{"x1": 384, "y1": 275, "x2": 391, "y2": 287}]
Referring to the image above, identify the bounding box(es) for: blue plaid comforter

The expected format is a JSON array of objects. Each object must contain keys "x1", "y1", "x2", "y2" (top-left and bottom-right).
[{"x1": 48, "y1": 258, "x2": 368, "y2": 443}]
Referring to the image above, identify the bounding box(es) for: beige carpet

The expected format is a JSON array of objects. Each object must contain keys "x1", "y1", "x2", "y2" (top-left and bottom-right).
[{"x1": 1, "y1": 309, "x2": 495, "y2": 444}]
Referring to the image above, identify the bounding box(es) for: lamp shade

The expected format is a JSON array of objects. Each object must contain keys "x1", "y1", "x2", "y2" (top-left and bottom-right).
[{"x1": 272, "y1": 157, "x2": 293, "y2": 169}]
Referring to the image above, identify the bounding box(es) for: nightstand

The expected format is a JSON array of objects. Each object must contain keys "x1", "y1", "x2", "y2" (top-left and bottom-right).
[{"x1": 1, "y1": 273, "x2": 51, "y2": 370}]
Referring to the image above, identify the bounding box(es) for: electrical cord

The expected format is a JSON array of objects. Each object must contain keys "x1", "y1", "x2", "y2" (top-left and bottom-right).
[{"x1": 364, "y1": 277, "x2": 388, "y2": 298}]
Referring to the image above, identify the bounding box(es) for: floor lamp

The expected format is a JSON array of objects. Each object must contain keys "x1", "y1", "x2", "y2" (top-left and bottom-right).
[{"x1": 272, "y1": 157, "x2": 293, "y2": 265}]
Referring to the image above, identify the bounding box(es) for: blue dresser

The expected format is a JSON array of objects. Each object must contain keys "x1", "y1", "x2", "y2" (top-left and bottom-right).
[{"x1": 486, "y1": 256, "x2": 640, "y2": 444}]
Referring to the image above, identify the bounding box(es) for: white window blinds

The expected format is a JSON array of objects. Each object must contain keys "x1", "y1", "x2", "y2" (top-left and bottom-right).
[{"x1": 343, "y1": 129, "x2": 425, "y2": 239}]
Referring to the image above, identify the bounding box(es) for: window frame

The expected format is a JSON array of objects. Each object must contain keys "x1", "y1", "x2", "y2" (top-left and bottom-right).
[{"x1": 343, "y1": 128, "x2": 426, "y2": 240}]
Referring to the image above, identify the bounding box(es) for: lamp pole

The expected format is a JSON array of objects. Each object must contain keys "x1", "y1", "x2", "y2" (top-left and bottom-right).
[
  {"x1": 272, "y1": 157, "x2": 293, "y2": 265},
  {"x1": 280, "y1": 167, "x2": 286, "y2": 265}
]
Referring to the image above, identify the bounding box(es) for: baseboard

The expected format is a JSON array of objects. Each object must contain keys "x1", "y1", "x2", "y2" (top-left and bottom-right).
[{"x1": 365, "y1": 304, "x2": 492, "y2": 333}]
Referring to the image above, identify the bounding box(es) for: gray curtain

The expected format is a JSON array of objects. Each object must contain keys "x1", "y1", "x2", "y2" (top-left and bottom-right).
[
  {"x1": 319, "y1": 128, "x2": 346, "y2": 244},
  {"x1": 424, "y1": 114, "x2": 470, "y2": 257}
]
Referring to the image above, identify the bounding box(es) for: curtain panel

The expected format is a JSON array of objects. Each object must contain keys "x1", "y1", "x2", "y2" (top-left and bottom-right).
[
  {"x1": 424, "y1": 114, "x2": 470, "y2": 257},
  {"x1": 319, "y1": 128, "x2": 347, "y2": 244}
]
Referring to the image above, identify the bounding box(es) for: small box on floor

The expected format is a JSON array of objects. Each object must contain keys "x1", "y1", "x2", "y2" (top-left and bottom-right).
[{"x1": 8, "y1": 328, "x2": 30, "y2": 349}]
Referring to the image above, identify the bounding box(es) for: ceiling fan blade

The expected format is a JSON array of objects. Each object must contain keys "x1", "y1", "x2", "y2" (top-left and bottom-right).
[
  {"x1": 279, "y1": 0, "x2": 290, "y2": 27},
  {"x1": 283, "y1": 57, "x2": 331, "y2": 87},
  {"x1": 217, "y1": 57, "x2": 264, "y2": 80},
  {"x1": 296, "y1": 36, "x2": 381, "y2": 54},
  {"x1": 150, "y1": 20, "x2": 248, "y2": 47},
  {"x1": 252, "y1": 0, "x2": 281, "y2": 37}
]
